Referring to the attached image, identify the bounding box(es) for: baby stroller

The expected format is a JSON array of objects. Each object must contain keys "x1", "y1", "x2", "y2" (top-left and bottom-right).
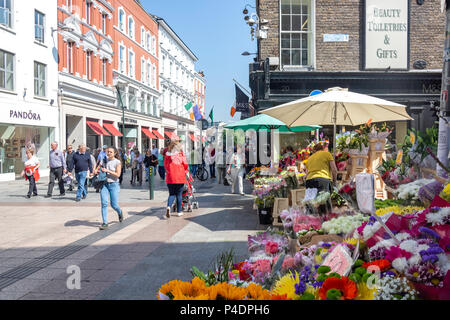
[{"x1": 172, "y1": 171, "x2": 199, "y2": 212}]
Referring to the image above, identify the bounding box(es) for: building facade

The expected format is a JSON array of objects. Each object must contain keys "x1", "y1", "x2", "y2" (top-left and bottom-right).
[
  {"x1": 194, "y1": 71, "x2": 206, "y2": 119},
  {"x1": 155, "y1": 16, "x2": 201, "y2": 150},
  {"x1": 249, "y1": 0, "x2": 445, "y2": 145},
  {"x1": 0, "y1": 0, "x2": 59, "y2": 181}
]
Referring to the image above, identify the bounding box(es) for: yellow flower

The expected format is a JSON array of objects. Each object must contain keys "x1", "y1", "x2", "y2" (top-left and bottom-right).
[
  {"x1": 355, "y1": 282, "x2": 376, "y2": 300},
  {"x1": 376, "y1": 206, "x2": 424, "y2": 217},
  {"x1": 304, "y1": 284, "x2": 320, "y2": 300},
  {"x1": 245, "y1": 283, "x2": 272, "y2": 300},
  {"x1": 343, "y1": 237, "x2": 361, "y2": 246},
  {"x1": 272, "y1": 272, "x2": 301, "y2": 300},
  {"x1": 208, "y1": 282, "x2": 247, "y2": 300}
]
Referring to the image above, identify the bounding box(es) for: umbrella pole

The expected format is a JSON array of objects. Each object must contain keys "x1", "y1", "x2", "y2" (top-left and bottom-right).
[{"x1": 332, "y1": 102, "x2": 337, "y2": 158}]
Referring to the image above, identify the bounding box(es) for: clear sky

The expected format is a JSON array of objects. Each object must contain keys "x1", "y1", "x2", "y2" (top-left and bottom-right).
[{"x1": 140, "y1": 0, "x2": 257, "y2": 124}]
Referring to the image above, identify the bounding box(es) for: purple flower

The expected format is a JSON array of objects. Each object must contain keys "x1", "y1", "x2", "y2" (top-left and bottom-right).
[
  {"x1": 382, "y1": 270, "x2": 396, "y2": 278},
  {"x1": 419, "y1": 227, "x2": 441, "y2": 240},
  {"x1": 422, "y1": 254, "x2": 439, "y2": 263},
  {"x1": 427, "y1": 247, "x2": 444, "y2": 255},
  {"x1": 295, "y1": 280, "x2": 307, "y2": 295}
]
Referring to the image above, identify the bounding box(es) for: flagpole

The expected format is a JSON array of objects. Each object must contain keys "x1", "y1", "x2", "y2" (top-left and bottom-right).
[{"x1": 233, "y1": 78, "x2": 252, "y2": 96}]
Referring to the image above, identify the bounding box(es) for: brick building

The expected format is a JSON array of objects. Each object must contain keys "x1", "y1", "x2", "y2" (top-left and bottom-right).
[{"x1": 249, "y1": 0, "x2": 445, "y2": 145}]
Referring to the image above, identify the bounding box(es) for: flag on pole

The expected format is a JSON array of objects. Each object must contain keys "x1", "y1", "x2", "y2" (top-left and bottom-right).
[
  {"x1": 208, "y1": 107, "x2": 214, "y2": 123},
  {"x1": 235, "y1": 84, "x2": 250, "y2": 113},
  {"x1": 184, "y1": 101, "x2": 193, "y2": 112},
  {"x1": 230, "y1": 104, "x2": 236, "y2": 117},
  {"x1": 193, "y1": 104, "x2": 202, "y2": 121}
]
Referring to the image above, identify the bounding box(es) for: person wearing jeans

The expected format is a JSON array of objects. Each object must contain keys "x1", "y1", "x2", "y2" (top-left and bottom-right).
[
  {"x1": 164, "y1": 141, "x2": 188, "y2": 218},
  {"x1": 21, "y1": 148, "x2": 40, "y2": 198},
  {"x1": 69, "y1": 144, "x2": 93, "y2": 202},
  {"x1": 96, "y1": 147, "x2": 124, "y2": 230}
]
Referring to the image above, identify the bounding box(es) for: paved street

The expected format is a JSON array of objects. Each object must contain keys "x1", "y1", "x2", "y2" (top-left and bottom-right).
[{"x1": 0, "y1": 169, "x2": 263, "y2": 300}]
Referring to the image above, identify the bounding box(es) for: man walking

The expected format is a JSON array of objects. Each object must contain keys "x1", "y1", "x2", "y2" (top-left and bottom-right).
[
  {"x1": 46, "y1": 142, "x2": 67, "y2": 198},
  {"x1": 69, "y1": 144, "x2": 93, "y2": 202},
  {"x1": 65, "y1": 145, "x2": 75, "y2": 191}
]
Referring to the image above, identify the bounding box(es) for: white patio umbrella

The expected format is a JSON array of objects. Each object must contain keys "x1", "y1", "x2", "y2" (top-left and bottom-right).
[{"x1": 260, "y1": 87, "x2": 413, "y2": 154}]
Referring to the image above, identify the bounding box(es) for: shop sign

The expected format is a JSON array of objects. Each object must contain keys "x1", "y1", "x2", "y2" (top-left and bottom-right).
[
  {"x1": 124, "y1": 117, "x2": 137, "y2": 124},
  {"x1": 365, "y1": 0, "x2": 408, "y2": 70},
  {"x1": 9, "y1": 109, "x2": 41, "y2": 121},
  {"x1": 0, "y1": 103, "x2": 58, "y2": 127}
]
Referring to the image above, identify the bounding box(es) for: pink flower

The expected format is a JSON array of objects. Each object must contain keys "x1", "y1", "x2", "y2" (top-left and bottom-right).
[
  {"x1": 385, "y1": 246, "x2": 412, "y2": 262},
  {"x1": 357, "y1": 221, "x2": 368, "y2": 235},
  {"x1": 282, "y1": 256, "x2": 295, "y2": 270},
  {"x1": 294, "y1": 223, "x2": 310, "y2": 233},
  {"x1": 265, "y1": 241, "x2": 279, "y2": 255}
]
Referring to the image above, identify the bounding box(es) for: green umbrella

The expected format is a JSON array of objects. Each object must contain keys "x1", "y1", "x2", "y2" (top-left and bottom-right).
[{"x1": 224, "y1": 114, "x2": 321, "y2": 132}]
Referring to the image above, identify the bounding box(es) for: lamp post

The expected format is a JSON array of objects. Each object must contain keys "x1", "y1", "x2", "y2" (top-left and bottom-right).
[
  {"x1": 115, "y1": 84, "x2": 126, "y2": 152},
  {"x1": 241, "y1": 51, "x2": 257, "y2": 56}
]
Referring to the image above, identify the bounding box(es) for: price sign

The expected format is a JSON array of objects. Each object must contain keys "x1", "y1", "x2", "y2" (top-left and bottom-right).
[{"x1": 322, "y1": 245, "x2": 354, "y2": 276}]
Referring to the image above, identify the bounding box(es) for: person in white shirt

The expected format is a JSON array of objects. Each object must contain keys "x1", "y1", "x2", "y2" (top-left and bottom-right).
[
  {"x1": 21, "y1": 149, "x2": 40, "y2": 198},
  {"x1": 227, "y1": 146, "x2": 245, "y2": 195}
]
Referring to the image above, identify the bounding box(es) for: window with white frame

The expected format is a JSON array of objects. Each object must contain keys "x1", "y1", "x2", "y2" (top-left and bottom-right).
[
  {"x1": 152, "y1": 64, "x2": 156, "y2": 89},
  {"x1": 66, "y1": 0, "x2": 72, "y2": 12},
  {"x1": 141, "y1": 27, "x2": 145, "y2": 47},
  {"x1": 129, "y1": 87, "x2": 136, "y2": 111},
  {"x1": 34, "y1": 61, "x2": 46, "y2": 97},
  {"x1": 0, "y1": 49, "x2": 13, "y2": 90},
  {"x1": 128, "y1": 50, "x2": 134, "y2": 78},
  {"x1": 280, "y1": 0, "x2": 313, "y2": 67},
  {"x1": 119, "y1": 45, "x2": 126, "y2": 73},
  {"x1": 0, "y1": 0, "x2": 12, "y2": 28},
  {"x1": 128, "y1": 16, "x2": 134, "y2": 39},
  {"x1": 86, "y1": 0, "x2": 92, "y2": 25},
  {"x1": 140, "y1": 93, "x2": 145, "y2": 113},
  {"x1": 67, "y1": 41, "x2": 74, "y2": 74},
  {"x1": 152, "y1": 36, "x2": 156, "y2": 55},
  {"x1": 102, "y1": 58, "x2": 107, "y2": 84},
  {"x1": 86, "y1": 50, "x2": 92, "y2": 80},
  {"x1": 146, "y1": 32, "x2": 151, "y2": 51},
  {"x1": 102, "y1": 13, "x2": 107, "y2": 34},
  {"x1": 34, "y1": 10, "x2": 45, "y2": 43},
  {"x1": 147, "y1": 95, "x2": 151, "y2": 114},
  {"x1": 161, "y1": 55, "x2": 165, "y2": 75},
  {"x1": 147, "y1": 62, "x2": 151, "y2": 86},
  {"x1": 141, "y1": 58, "x2": 145, "y2": 83},
  {"x1": 118, "y1": 8, "x2": 125, "y2": 32}
]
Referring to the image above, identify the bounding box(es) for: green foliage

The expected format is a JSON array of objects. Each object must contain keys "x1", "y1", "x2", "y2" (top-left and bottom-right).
[
  {"x1": 328, "y1": 272, "x2": 341, "y2": 279},
  {"x1": 300, "y1": 292, "x2": 315, "y2": 300},
  {"x1": 190, "y1": 248, "x2": 236, "y2": 286},
  {"x1": 349, "y1": 273, "x2": 362, "y2": 283},
  {"x1": 317, "y1": 265, "x2": 331, "y2": 274},
  {"x1": 353, "y1": 259, "x2": 364, "y2": 268},
  {"x1": 326, "y1": 288, "x2": 342, "y2": 300},
  {"x1": 355, "y1": 267, "x2": 367, "y2": 276},
  {"x1": 375, "y1": 199, "x2": 405, "y2": 209}
]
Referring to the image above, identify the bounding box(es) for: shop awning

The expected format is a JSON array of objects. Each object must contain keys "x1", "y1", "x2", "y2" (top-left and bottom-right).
[
  {"x1": 152, "y1": 129, "x2": 164, "y2": 139},
  {"x1": 142, "y1": 128, "x2": 156, "y2": 139},
  {"x1": 103, "y1": 123, "x2": 123, "y2": 137},
  {"x1": 165, "y1": 131, "x2": 180, "y2": 140},
  {"x1": 86, "y1": 120, "x2": 110, "y2": 136},
  {"x1": 188, "y1": 134, "x2": 197, "y2": 142}
]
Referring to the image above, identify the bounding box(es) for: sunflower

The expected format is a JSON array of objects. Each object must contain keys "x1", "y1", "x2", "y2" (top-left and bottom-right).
[
  {"x1": 208, "y1": 282, "x2": 247, "y2": 300},
  {"x1": 158, "y1": 279, "x2": 184, "y2": 300},
  {"x1": 355, "y1": 282, "x2": 376, "y2": 300},
  {"x1": 272, "y1": 272, "x2": 301, "y2": 300},
  {"x1": 318, "y1": 277, "x2": 358, "y2": 300},
  {"x1": 245, "y1": 283, "x2": 272, "y2": 300}
]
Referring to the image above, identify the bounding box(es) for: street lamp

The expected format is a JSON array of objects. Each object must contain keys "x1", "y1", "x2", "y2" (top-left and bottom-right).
[
  {"x1": 241, "y1": 51, "x2": 257, "y2": 56},
  {"x1": 114, "y1": 82, "x2": 127, "y2": 152}
]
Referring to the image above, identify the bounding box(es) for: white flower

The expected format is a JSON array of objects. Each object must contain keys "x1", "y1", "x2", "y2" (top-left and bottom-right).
[
  {"x1": 408, "y1": 254, "x2": 421, "y2": 266},
  {"x1": 396, "y1": 232, "x2": 412, "y2": 242},
  {"x1": 426, "y1": 207, "x2": 450, "y2": 226},
  {"x1": 399, "y1": 240, "x2": 419, "y2": 254},
  {"x1": 437, "y1": 253, "x2": 450, "y2": 274},
  {"x1": 392, "y1": 257, "x2": 409, "y2": 273}
]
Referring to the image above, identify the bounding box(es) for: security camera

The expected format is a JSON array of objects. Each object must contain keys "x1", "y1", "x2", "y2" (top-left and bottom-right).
[{"x1": 260, "y1": 19, "x2": 269, "y2": 25}]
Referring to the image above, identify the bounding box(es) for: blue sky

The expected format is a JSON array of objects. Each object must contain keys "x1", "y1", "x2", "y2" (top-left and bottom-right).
[{"x1": 140, "y1": 0, "x2": 257, "y2": 123}]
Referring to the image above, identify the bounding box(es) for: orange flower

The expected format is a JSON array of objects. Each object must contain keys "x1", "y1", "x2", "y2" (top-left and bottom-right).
[
  {"x1": 362, "y1": 259, "x2": 391, "y2": 272},
  {"x1": 271, "y1": 293, "x2": 292, "y2": 300},
  {"x1": 318, "y1": 277, "x2": 358, "y2": 300},
  {"x1": 367, "y1": 118, "x2": 372, "y2": 126},
  {"x1": 245, "y1": 283, "x2": 272, "y2": 300}
]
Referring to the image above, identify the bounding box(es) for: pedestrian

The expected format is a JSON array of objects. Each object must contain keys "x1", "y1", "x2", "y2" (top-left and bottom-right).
[
  {"x1": 227, "y1": 146, "x2": 245, "y2": 195},
  {"x1": 69, "y1": 144, "x2": 93, "y2": 202},
  {"x1": 45, "y1": 142, "x2": 67, "y2": 198},
  {"x1": 190, "y1": 149, "x2": 198, "y2": 178},
  {"x1": 164, "y1": 140, "x2": 188, "y2": 218},
  {"x1": 21, "y1": 148, "x2": 40, "y2": 198},
  {"x1": 65, "y1": 145, "x2": 75, "y2": 191},
  {"x1": 151, "y1": 144, "x2": 159, "y2": 158},
  {"x1": 95, "y1": 147, "x2": 124, "y2": 230},
  {"x1": 205, "y1": 146, "x2": 216, "y2": 179},
  {"x1": 215, "y1": 147, "x2": 226, "y2": 185},
  {"x1": 87, "y1": 147, "x2": 96, "y2": 188},
  {"x1": 144, "y1": 149, "x2": 158, "y2": 182},
  {"x1": 97, "y1": 145, "x2": 107, "y2": 164},
  {"x1": 131, "y1": 150, "x2": 143, "y2": 186},
  {"x1": 158, "y1": 147, "x2": 166, "y2": 181}
]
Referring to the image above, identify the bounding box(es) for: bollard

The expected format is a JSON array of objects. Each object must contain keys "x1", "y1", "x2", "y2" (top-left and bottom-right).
[{"x1": 149, "y1": 166, "x2": 154, "y2": 200}]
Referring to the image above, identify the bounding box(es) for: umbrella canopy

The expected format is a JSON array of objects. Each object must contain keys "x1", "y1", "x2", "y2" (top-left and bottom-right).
[
  {"x1": 260, "y1": 88, "x2": 413, "y2": 155},
  {"x1": 260, "y1": 88, "x2": 412, "y2": 127},
  {"x1": 224, "y1": 114, "x2": 321, "y2": 132}
]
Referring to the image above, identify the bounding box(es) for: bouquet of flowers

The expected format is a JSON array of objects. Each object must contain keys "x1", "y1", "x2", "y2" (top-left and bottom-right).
[
  {"x1": 338, "y1": 181, "x2": 358, "y2": 209},
  {"x1": 280, "y1": 208, "x2": 323, "y2": 238},
  {"x1": 395, "y1": 179, "x2": 434, "y2": 205},
  {"x1": 321, "y1": 213, "x2": 369, "y2": 236},
  {"x1": 335, "y1": 152, "x2": 350, "y2": 171}
]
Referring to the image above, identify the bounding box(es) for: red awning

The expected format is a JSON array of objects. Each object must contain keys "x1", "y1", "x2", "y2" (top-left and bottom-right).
[
  {"x1": 142, "y1": 128, "x2": 156, "y2": 139},
  {"x1": 188, "y1": 134, "x2": 197, "y2": 142},
  {"x1": 86, "y1": 120, "x2": 110, "y2": 136},
  {"x1": 103, "y1": 122, "x2": 123, "y2": 137},
  {"x1": 165, "y1": 131, "x2": 180, "y2": 140},
  {"x1": 152, "y1": 129, "x2": 164, "y2": 139}
]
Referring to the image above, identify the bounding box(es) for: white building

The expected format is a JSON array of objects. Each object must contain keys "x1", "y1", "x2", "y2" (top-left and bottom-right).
[
  {"x1": 0, "y1": 0, "x2": 59, "y2": 181},
  {"x1": 153, "y1": 16, "x2": 201, "y2": 151}
]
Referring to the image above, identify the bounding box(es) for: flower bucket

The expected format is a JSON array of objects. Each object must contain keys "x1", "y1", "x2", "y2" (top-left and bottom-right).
[
  {"x1": 369, "y1": 139, "x2": 386, "y2": 152},
  {"x1": 349, "y1": 146, "x2": 369, "y2": 156},
  {"x1": 258, "y1": 207, "x2": 273, "y2": 225}
]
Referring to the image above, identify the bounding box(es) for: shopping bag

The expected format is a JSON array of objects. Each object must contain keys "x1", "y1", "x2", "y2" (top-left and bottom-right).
[{"x1": 224, "y1": 172, "x2": 232, "y2": 186}]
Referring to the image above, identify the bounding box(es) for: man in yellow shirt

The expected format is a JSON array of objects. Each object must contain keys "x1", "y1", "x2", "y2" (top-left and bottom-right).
[{"x1": 305, "y1": 143, "x2": 337, "y2": 213}]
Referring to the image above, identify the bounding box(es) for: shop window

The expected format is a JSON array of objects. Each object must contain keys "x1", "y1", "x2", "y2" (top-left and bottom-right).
[
  {"x1": 34, "y1": 10, "x2": 45, "y2": 43},
  {"x1": 0, "y1": 49, "x2": 14, "y2": 91},
  {"x1": 0, "y1": 0, "x2": 12, "y2": 28},
  {"x1": 34, "y1": 61, "x2": 46, "y2": 97},
  {"x1": 280, "y1": 0, "x2": 313, "y2": 68}
]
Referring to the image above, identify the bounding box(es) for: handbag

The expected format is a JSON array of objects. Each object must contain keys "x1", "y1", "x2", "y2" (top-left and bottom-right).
[
  {"x1": 93, "y1": 170, "x2": 107, "y2": 189},
  {"x1": 224, "y1": 172, "x2": 232, "y2": 186}
]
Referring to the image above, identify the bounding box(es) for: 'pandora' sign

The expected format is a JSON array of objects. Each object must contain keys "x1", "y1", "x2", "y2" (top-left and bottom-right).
[{"x1": 365, "y1": 0, "x2": 408, "y2": 70}]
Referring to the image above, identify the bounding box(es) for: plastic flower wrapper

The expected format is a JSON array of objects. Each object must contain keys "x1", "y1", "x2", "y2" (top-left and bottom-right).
[
  {"x1": 248, "y1": 230, "x2": 289, "y2": 257},
  {"x1": 395, "y1": 179, "x2": 434, "y2": 204},
  {"x1": 418, "y1": 180, "x2": 444, "y2": 207},
  {"x1": 322, "y1": 213, "x2": 369, "y2": 236}
]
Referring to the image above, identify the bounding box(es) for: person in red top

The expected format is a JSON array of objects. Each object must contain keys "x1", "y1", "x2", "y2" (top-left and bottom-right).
[
  {"x1": 164, "y1": 140, "x2": 188, "y2": 218},
  {"x1": 21, "y1": 148, "x2": 40, "y2": 198}
]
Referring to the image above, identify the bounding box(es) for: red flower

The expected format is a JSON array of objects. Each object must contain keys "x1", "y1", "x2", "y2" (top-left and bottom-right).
[
  {"x1": 318, "y1": 277, "x2": 358, "y2": 300},
  {"x1": 271, "y1": 294, "x2": 292, "y2": 300},
  {"x1": 265, "y1": 241, "x2": 279, "y2": 255},
  {"x1": 363, "y1": 259, "x2": 391, "y2": 272},
  {"x1": 385, "y1": 246, "x2": 412, "y2": 262}
]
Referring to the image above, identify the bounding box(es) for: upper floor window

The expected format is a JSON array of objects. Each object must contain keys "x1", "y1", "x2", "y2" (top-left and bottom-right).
[
  {"x1": 34, "y1": 61, "x2": 46, "y2": 97},
  {"x1": 146, "y1": 33, "x2": 151, "y2": 51},
  {"x1": 141, "y1": 58, "x2": 145, "y2": 83},
  {"x1": 118, "y1": 8, "x2": 125, "y2": 32},
  {"x1": 66, "y1": 0, "x2": 72, "y2": 12},
  {"x1": 86, "y1": 0, "x2": 92, "y2": 25},
  {"x1": 102, "y1": 58, "x2": 107, "y2": 85},
  {"x1": 0, "y1": 0, "x2": 12, "y2": 28},
  {"x1": 152, "y1": 64, "x2": 156, "y2": 89},
  {"x1": 128, "y1": 50, "x2": 134, "y2": 78},
  {"x1": 0, "y1": 49, "x2": 14, "y2": 90},
  {"x1": 34, "y1": 10, "x2": 45, "y2": 43},
  {"x1": 119, "y1": 45, "x2": 126, "y2": 73},
  {"x1": 141, "y1": 27, "x2": 145, "y2": 47},
  {"x1": 152, "y1": 36, "x2": 156, "y2": 55},
  {"x1": 128, "y1": 16, "x2": 134, "y2": 39},
  {"x1": 101, "y1": 13, "x2": 107, "y2": 34},
  {"x1": 280, "y1": 0, "x2": 313, "y2": 68},
  {"x1": 86, "y1": 50, "x2": 92, "y2": 80},
  {"x1": 67, "y1": 41, "x2": 74, "y2": 74}
]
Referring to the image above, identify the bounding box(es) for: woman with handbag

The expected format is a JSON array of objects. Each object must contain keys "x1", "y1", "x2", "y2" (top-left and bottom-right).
[
  {"x1": 164, "y1": 141, "x2": 188, "y2": 218},
  {"x1": 21, "y1": 148, "x2": 40, "y2": 198},
  {"x1": 94, "y1": 147, "x2": 124, "y2": 230}
]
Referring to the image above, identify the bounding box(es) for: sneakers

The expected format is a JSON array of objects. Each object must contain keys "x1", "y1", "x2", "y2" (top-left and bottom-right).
[
  {"x1": 176, "y1": 212, "x2": 184, "y2": 217},
  {"x1": 75, "y1": 198, "x2": 81, "y2": 202},
  {"x1": 45, "y1": 194, "x2": 52, "y2": 198},
  {"x1": 118, "y1": 211, "x2": 124, "y2": 223},
  {"x1": 165, "y1": 207, "x2": 170, "y2": 218},
  {"x1": 26, "y1": 194, "x2": 31, "y2": 199},
  {"x1": 99, "y1": 223, "x2": 108, "y2": 230},
  {"x1": 82, "y1": 194, "x2": 87, "y2": 199}
]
